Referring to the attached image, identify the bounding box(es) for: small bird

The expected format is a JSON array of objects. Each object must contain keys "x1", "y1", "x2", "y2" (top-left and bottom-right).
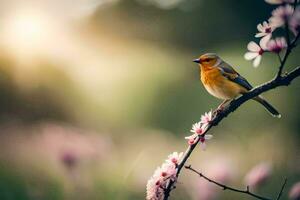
[{"x1": 193, "y1": 53, "x2": 281, "y2": 118}]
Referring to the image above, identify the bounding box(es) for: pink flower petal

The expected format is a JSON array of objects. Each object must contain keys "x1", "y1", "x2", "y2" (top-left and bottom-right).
[
  {"x1": 255, "y1": 32, "x2": 267, "y2": 38},
  {"x1": 200, "y1": 142, "x2": 206, "y2": 151},
  {"x1": 244, "y1": 52, "x2": 258, "y2": 60},
  {"x1": 185, "y1": 133, "x2": 197, "y2": 140},
  {"x1": 260, "y1": 34, "x2": 272, "y2": 50},
  {"x1": 205, "y1": 134, "x2": 213, "y2": 140},
  {"x1": 253, "y1": 55, "x2": 262, "y2": 67},
  {"x1": 247, "y1": 41, "x2": 260, "y2": 52},
  {"x1": 257, "y1": 23, "x2": 264, "y2": 32}
]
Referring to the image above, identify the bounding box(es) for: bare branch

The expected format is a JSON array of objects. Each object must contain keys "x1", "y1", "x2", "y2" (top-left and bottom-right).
[
  {"x1": 185, "y1": 165, "x2": 288, "y2": 200},
  {"x1": 275, "y1": 178, "x2": 288, "y2": 200}
]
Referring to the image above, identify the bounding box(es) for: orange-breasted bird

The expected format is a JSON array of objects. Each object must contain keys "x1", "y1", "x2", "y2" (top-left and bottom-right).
[{"x1": 193, "y1": 53, "x2": 281, "y2": 118}]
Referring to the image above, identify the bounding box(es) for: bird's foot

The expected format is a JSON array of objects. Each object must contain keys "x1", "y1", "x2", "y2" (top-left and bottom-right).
[
  {"x1": 214, "y1": 100, "x2": 230, "y2": 114},
  {"x1": 215, "y1": 106, "x2": 224, "y2": 114}
]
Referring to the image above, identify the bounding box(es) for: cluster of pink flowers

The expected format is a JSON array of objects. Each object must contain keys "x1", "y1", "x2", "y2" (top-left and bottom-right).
[
  {"x1": 185, "y1": 110, "x2": 214, "y2": 150},
  {"x1": 146, "y1": 152, "x2": 183, "y2": 200},
  {"x1": 146, "y1": 110, "x2": 214, "y2": 199},
  {"x1": 245, "y1": 0, "x2": 299, "y2": 67}
]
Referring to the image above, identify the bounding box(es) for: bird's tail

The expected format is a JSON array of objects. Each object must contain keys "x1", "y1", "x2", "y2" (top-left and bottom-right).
[{"x1": 253, "y1": 96, "x2": 281, "y2": 118}]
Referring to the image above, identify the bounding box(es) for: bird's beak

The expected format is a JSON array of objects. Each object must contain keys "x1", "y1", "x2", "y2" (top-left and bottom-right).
[{"x1": 193, "y1": 58, "x2": 200, "y2": 64}]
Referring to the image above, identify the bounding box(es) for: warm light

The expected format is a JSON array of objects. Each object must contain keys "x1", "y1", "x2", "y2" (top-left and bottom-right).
[{"x1": 0, "y1": 9, "x2": 54, "y2": 56}]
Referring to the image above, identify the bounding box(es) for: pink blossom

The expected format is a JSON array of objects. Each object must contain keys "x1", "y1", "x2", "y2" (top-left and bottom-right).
[
  {"x1": 191, "y1": 121, "x2": 204, "y2": 135},
  {"x1": 185, "y1": 110, "x2": 213, "y2": 143},
  {"x1": 201, "y1": 110, "x2": 213, "y2": 124},
  {"x1": 244, "y1": 40, "x2": 267, "y2": 67},
  {"x1": 146, "y1": 167, "x2": 164, "y2": 200},
  {"x1": 185, "y1": 122, "x2": 205, "y2": 142},
  {"x1": 269, "y1": 5, "x2": 294, "y2": 28},
  {"x1": 244, "y1": 162, "x2": 272, "y2": 188},
  {"x1": 194, "y1": 160, "x2": 234, "y2": 200},
  {"x1": 289, "y1": 182, "x2": 300, "y2": 200},
  {"x1": 267, "y1": 37, "x2": 287, "y2": 53},
  {"x1": 166, "y1": 152, "x2": 183, "y2": 165},
  {"x1": 146, "y1": 152, "x2": 183, "y2": 200},
  {"x1": 255, "y1": 21, "x2": 274, "y2": 43},
  {"x1": 161, "y1": 162, "x2": 177, "y2": 181},
  {"x1": 265, "y1": 0, "x2": 294, "y2": 4},
  {"x1": 188, "y1": 137, "x2": 196, "y2": 145}
]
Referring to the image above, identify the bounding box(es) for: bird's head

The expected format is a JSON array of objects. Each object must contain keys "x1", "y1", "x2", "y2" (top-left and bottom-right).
[{"x1": 193, "y1": 53, "x2": 221, "y2": 68}]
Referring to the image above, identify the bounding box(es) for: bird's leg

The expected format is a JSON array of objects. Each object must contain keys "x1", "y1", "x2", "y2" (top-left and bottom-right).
[{"x1": 217, "y1": 99, "x2": 230, "y2": 111}]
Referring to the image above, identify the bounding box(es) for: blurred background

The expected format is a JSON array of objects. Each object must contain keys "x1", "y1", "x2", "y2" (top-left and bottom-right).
[{"x1": 0, "y1": 0, "x2": 299, "y2": 199}]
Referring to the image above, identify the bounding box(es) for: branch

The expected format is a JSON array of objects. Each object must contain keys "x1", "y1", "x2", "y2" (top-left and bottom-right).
[
  {"x1": 163, "y1": 66, "x2": 300, "y2": 200},
  {"x1": 185, "y1": 165, "x2": 287, "y2": 200},
  {"x1": 275, "y1": 178, "x2": 288, "y2": 200},
  {"x1": 277, "y1": 30, "x2": 300, "y2": 77}
]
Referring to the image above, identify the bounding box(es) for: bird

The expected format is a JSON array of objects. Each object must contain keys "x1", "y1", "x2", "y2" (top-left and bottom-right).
[{"x1": 193, "y1": 53, "x2": 281, "y2": 118}]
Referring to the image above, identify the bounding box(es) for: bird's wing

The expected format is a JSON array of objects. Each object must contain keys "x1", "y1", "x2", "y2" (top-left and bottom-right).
[{"x1": 218, "y1": 62, "x2": 253, "y2": 90}]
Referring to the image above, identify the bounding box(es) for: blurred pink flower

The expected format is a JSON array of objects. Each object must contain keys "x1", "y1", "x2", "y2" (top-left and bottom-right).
[
  {"x1": 199, "y1": 135, "x2": 213, "y2": 151},
  {"x1": 290, "y1": 8, "x2": 300, "y2": 35},
  {"x1": 146, "y1": 152, "x2": 183, "y2": 200},
  {"x1": 194, "y1": 160, "x2": 234, "y2": 200},
  {"x1": 244, "y1": 40, "x2": 266, "y2": 67},
  {"x1": 61, "y1": 150, "x2": 78, "y2": 169},
  {"x1": 255, "y1": 21, "x2": 274, "y2": 44},
  {"x1": 265, "y1": 0, "x2": 294, "y2": 4},
  {"x1": 244, "y1": 162, "x2": 272, "y2": 188},
  {"x1": 289, "y1": 182, "x2": 300, "y2": 200},
  {"x1": 30, "y1": 123, "x2": 112, "y2": 173},
  {"x1": 270, "y1": 5, "x2": 294, "y2": 28},
  {"x1": 267, "y1": 37, "x2": 287, "y2": 53}
]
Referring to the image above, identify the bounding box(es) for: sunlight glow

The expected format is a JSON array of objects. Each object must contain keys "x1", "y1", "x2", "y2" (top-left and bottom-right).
[{"x1": 1, "y1": 9, "x2": 54, "y2": 56}]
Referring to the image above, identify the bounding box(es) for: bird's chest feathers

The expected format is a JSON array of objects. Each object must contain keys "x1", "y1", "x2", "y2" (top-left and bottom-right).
[
  {"x1": 200, "y1": 68, "x2": 241, "y2": 99},
  {"x1": 201, "y1": 68, "x2": 223, "y2": 86}
]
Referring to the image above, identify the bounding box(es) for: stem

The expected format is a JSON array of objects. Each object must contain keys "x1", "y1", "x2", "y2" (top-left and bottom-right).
[
  {"x1": 277, "y1": 53, "x2": 282, "y2": 64},
  {"x1": 185, "y1": 165, "x2": 288, "y2": 200},
  {"x1": 285, "y1": 22, "x2": 291, "y2": 47},
  {"x1": 275, "y1": 178, "x2": 287, "y2": 200}
]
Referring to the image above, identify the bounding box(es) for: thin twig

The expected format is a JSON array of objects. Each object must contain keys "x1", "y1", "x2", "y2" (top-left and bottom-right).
[
  {"x1": 277, "y1": 7, "x2": 300, "y2": 77},
  {"x1": 277, "y1": 53, "x2": 282, "y2": 64},
  {"x1": 185, "y1": 165, "x2": 273, "y2": 200},
  {"x1": 275, "y1": 178, "x2": 288, "y2": 200},
  {"x1": 285, "y1": 22, "x2": 291, "y2": 47}
]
